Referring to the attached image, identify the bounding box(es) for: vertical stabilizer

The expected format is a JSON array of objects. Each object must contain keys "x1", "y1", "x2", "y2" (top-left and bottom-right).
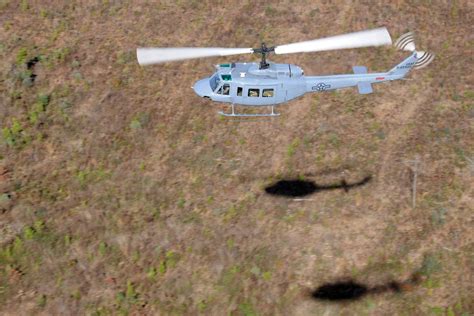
[
  {"x1": 388, "y1": 53, "x2": 417, "y2": 77},
  {"x1": 389, "y1": 32, "x2": 434, "y2": 76},
  {"x1": 394, "y1": 32, "x2": 434, "y2": 69}
]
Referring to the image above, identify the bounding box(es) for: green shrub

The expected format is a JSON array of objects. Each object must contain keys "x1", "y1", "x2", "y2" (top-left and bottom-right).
[
  {"x1": 420, "y1": 254, "x2": 441, "y2": 276},
  {"x1": 2, "y1": 118, "x2": 28, "y2": 147},
  {"x1": 20, "y1": 0, "x2": 28, "y2": 11},
  {"x1": 147, "y1": 267, "x2": 157, "y2": 279},
  {"x1": 116, "y1": 51, "x2": 134, "y2": 65},
  {"x1": 16, "y1": 48, "x2": 28, "y2": 65},
  {"x1": 239, "y1": 302, "x2": 257, "y2": 316},
  {"x1": 98, "y1": 241, "x2": 107, "y2": 255},
  {"x1": 43, "y1": 47, "x2": 71, "y2": 68},
  {"x1": 29, "y1": 94, "x2": 50, "y2": 123},
  {"x1": 129, "y1": 112, "x2": 149, "y2": 130},
  {"x1": 36, "y1": 94, "x2": 50, "y2": 110},
  {"x1": 37, "y1": 294, "x2": 47, "y2": 307},
  {"x1": 126, "y1": 281, "x2": 138, "y2": 300},
  {"x1": 286, "y1": 138, "x2": 300, "y2": 157}
]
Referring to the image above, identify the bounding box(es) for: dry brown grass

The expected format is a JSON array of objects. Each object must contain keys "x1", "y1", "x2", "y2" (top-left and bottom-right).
[{"x1": 1, "y1": 1, "x2": 473, "y2": 315}]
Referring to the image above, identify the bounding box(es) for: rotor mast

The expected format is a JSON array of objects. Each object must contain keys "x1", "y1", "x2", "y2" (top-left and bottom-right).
[{"x1": 253, "y1": 43, "x2": 275, "y2": 69}]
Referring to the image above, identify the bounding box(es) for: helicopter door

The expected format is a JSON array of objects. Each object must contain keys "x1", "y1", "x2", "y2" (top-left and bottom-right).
[
  {"x1": 233, "y1": 86, "x2": 244, "y2": 104},
  {"x1": 213, "y1": 82, "x2": 231, "y2": 102}
]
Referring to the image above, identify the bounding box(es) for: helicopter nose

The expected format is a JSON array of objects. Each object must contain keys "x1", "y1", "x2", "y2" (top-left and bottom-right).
[{"x1": 193, "y1": 78, "x2": 212, "y2": 98}]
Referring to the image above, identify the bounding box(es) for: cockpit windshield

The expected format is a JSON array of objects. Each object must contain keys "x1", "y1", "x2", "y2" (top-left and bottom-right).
[{"x1": 210, "y1": 74, "x2": 221, "y2": 91}]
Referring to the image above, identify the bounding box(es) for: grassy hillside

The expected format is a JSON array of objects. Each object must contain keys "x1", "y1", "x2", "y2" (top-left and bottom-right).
[{"x1": 1, "y1": 1, "x2": 473, "y2": 315}]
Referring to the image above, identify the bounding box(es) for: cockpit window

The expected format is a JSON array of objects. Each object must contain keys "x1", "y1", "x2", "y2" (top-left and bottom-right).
[{"x1": 210, "y1": 74, "x2": 220, "y2": 91}]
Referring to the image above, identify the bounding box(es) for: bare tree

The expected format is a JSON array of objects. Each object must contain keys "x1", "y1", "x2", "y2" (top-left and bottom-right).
[{"x1": 404, "y1": 156, "x2": 421, "y2": 209}]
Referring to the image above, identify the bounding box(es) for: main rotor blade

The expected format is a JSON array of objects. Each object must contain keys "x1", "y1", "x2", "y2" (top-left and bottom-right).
[
  {"x1": 137, "y1": 47, "x2": 254, "y2": 65},
  {"x1": 274, "y1": 27, "x2": 392, "y2": 55}
]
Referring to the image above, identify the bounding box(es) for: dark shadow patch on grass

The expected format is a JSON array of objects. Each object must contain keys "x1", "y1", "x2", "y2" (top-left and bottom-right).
[
  {"x1": 264, "y1": 176, "x2": 372, "y2": 197},
  {"x1": 311, "y1": 281, "x2": 368, "y2": 301},
  {"x1": 24, "y1": 57, "x2": 39, "y2": 84},
  {"x1": 311, "y1": 274, "x2": 421, "y2": 302},
  {"x1": 265, "y1": 179, "x2": 316, "y2": 197},
  {"x1": 26, "y1": 56, "x2": 39, "y2": 69}
]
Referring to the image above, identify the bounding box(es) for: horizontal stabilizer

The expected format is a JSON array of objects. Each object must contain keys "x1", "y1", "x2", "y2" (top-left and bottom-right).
[
  {"x1": 353, "y1": 66, "x2": 368, "y2": 74},
  {"x1": 357, "y1": 82, "x2": 373, "y2": 94}
]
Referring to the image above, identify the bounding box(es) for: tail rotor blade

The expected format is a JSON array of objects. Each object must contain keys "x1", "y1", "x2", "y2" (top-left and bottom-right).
[
  {"x1": 395, "y1": 32, "x2": 416, "y2": 52},
  {"x1": 137, "y1": 47, "x2": 254, "y2": 65},
  {"x1": 274, "y1": 27, "x2": 392, "y2": 55},
  {"x1": 414, "y1": 51, "x2": 434, "y2": 69}
]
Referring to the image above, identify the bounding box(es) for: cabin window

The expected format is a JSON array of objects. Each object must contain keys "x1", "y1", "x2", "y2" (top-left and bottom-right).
[
  {"x1": 262, "y1": 89, "x2": 274, "y2": 97},
  {"x1": 221, "y1": 74, "x2": 232, "y2": 81},
  {"x1": 248, "y1": 88, "x2": 259, "y2": 97},
  {"x1": 237, "y1": 87, "x2": 243, "y2": 96}
]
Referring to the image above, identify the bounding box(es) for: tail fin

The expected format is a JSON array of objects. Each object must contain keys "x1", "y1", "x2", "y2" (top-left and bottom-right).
[
  {"x1": 388, "y1": 52, "x2": 418, "y2": 76},
  {"x1": 389, "y1": 32, "x2": 434, "y2": 76}
]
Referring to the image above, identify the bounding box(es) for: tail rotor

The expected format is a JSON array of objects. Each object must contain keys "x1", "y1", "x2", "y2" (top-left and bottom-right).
[
  {"x1": 395, "y1": 32, "x2": 434, "y2": 69},
  {"x1": 414, "y1": 51, "x2": 434, "y2": 69},
  {"x1": 395, "y1": 32, "x2": 416, "y2": 52}
]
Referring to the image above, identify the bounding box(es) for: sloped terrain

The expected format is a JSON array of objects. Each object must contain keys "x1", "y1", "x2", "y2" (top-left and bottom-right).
[{"x1": 0, "y1": 1, "x2": 473, "y2": 315}]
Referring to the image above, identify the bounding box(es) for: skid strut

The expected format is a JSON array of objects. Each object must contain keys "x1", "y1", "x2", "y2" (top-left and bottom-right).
[{"x1": 218, "y1": 104, "x2": 280, "y2": 117}]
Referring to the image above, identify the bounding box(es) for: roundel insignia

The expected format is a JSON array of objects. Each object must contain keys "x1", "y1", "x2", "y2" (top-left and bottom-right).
[{"x1": 313, "y1": 83, "x2": 331, "y2": 91}]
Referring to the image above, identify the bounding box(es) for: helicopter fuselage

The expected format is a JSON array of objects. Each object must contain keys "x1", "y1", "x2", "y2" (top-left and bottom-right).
[
  {"x1": 192, "y1": 55, "x2": 416, "y2": 107},
  {"x1": 193, "y1": 62, "x2": 305, "y2": 106}
]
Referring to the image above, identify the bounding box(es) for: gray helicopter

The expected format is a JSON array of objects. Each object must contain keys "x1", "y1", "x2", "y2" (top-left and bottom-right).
[{"x1": 137, "y1": 28, "x2": 433, "y2": 117}]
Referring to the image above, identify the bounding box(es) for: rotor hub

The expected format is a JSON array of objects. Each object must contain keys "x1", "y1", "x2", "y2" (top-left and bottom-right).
[{"x1": 253, "y1": 43, "x2": 275, "y2": 69}]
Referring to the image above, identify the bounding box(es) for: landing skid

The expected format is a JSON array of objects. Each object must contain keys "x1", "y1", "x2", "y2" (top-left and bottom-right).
[{"x1": 218, "y1": 104, "x2": 280, "y2": 117}]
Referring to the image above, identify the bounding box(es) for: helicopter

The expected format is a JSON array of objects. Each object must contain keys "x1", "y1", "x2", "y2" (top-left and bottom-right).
[{"x1": 137, "y1": 28, "x2": 433, "y2": 117}]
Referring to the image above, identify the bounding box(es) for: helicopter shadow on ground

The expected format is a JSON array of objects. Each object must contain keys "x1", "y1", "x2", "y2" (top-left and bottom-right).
[
  {"x1": 264, "y1": 176, "x2": 372, "y2": 197},
  {"x1": 310, "y1": 273, "x2": 422, "y2": 302}
]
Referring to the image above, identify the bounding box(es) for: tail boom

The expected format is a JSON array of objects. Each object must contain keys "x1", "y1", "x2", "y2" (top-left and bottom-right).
[{"x1": 304, "y1": 52, "x2": 421, "y2": 95}]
